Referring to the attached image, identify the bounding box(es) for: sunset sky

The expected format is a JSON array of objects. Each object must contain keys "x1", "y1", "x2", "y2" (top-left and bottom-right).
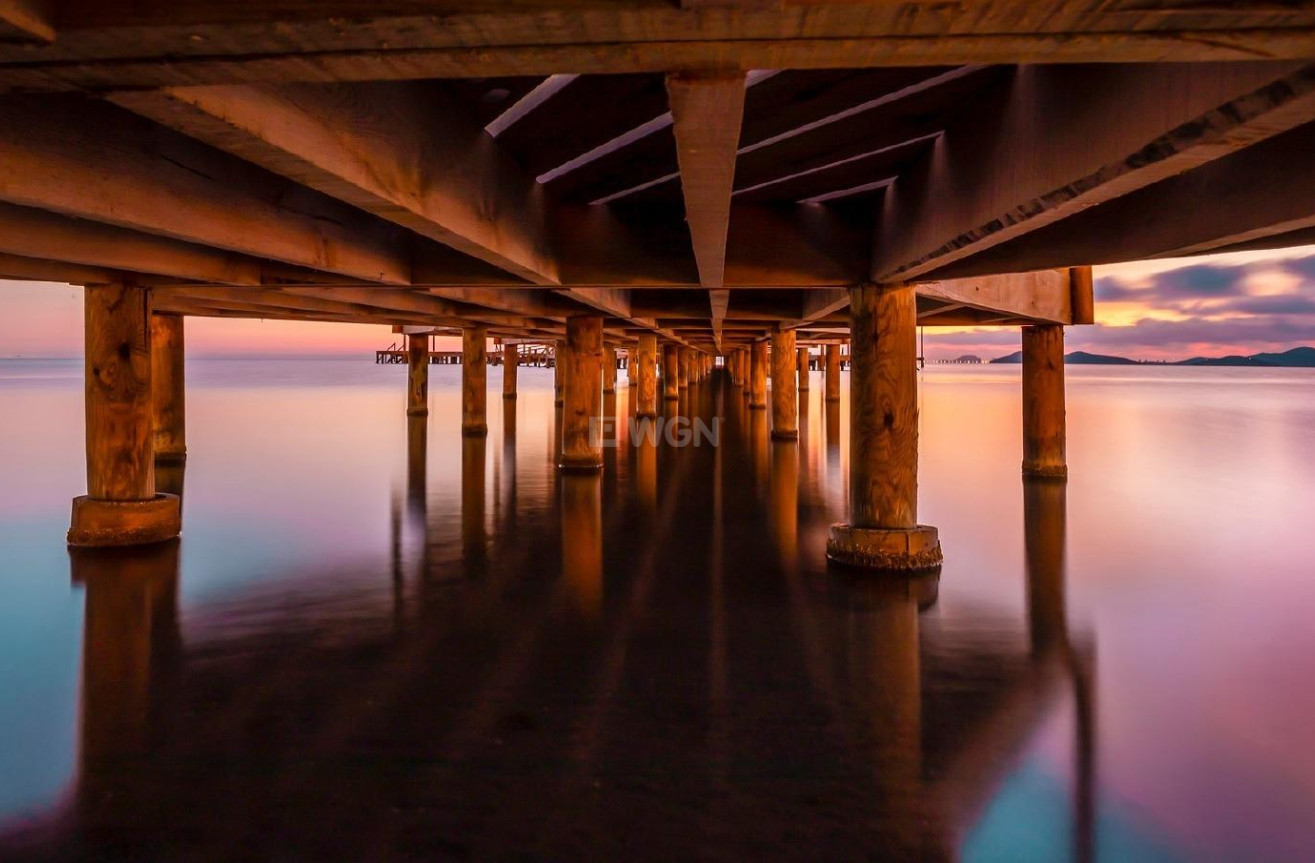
[{"x1": 2, "y1": 245, "x2": 1314, "y2": 361}]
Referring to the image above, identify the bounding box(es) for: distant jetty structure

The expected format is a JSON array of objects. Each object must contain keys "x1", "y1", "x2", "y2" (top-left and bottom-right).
[{"x1": 2, "y1": 6, "x2": 1313, "y2": 570}]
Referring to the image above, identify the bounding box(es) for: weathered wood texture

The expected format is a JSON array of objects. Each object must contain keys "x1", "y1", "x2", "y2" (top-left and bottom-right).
[
  {"x1": 554, "y1": 338, "x2": 565, "y2": 405},
  {"x1": 1021, "y1": 325, "x2": 1067, "y2": 478},
  {"x1": 666, "y1": 72, "x2": 746, "y2": 291},
  {"x1": 149, "y1": 313, "x2": 185, "y2": 462},
  {"x1": 559, "y1": 315, "x2": 604, "y2": 471},
  {"x1": 662, "y1": 343, "x2": 679, "y2": 401},
  {"x1": 85, "y1": 282, "x2": 154, "y2": 501},
  {"x1": 462, "y1": 326, "x2": 488, "y2": 436},
  {"x1": 849, "y1": 283, "x2": 918, "y2": 530},
  {"x1": 797, "y1": 346, "x2": 810, "y2": 391},
  {"x1": 503, "y1": 342, "x2": 518, "y2": 398},
  {"x1": 771, "y1": 328, "x2": 798, "y2": 440},
  {"x1": 406, "y1": 333, "x2": 428, "y2": 417},
  {"x1": 603, "y1": 347, "x2": 617, "y2": 393},
  {"x1": 635, "y1": 333, "x2": 658, "y2": 417},
  {"x1": 825, "y1": 344, "x2": 841, "y2": 402},
  {"x1": 749, "y1": 340, "x2": 768, "y2": 410}
]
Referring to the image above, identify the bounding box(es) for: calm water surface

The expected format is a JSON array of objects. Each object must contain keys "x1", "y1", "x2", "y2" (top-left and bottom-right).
[{"x1": 1, "y1": 358, "x2": 1313, "y2": 861}]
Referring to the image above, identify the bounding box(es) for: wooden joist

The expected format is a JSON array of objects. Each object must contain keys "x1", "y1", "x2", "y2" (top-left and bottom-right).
[
  {"x1": 0, "y1": 0, "x2": 53, "y2": 43},
  {"x1": 111, "y1": 82, "x2": 560, "y2": 284},
  {"x1": 872, "y1": 62, "x2": 1315, "y2": 282},
  {"x1": 0, "y1": 96, "x2": 412, "y2": 284}
]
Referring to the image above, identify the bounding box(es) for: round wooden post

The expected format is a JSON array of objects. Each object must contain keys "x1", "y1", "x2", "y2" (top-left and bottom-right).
[
  {"x1": 503, "y1": 342, "x2": 518, "y2": 399},
  {"x1": 797, "y1": 346, "x2": 811, "y2": 391},
  {"x1": 826, "y1": 283, "x2": 941, "y2": 571},
  {"x1": 554, "y1": 339, "x2": 566, "y2": 406},
  {"x1": 150, "y1": 313, "x2": 186, "y2": 463},
  {"x1": 603, "y1": 347, "x2": 618, "y2": 394},
  {"x1": 1022, "y1": 324, "x2": 1068, "y2": 478},
  {"x1": 462, "y1": 326, "x2": 488, "y2": 437},
  {"x1": 636, "y1": 333, "x2": 658, "y2": 417},
  {"x1": 406, "y1": 332, "x2": 429, "y2": 416},
  {"x1": 69, "y1": 282, "x2": 180, "y2": 547},
  {"x1": 559, "y1": 315, "x2": 604, "y2": 472},
  {"x1": 678, "y1": 347, "x2": 691, "y2": 389},
  {"x1": 825, "y1": 344, "x2": 841, "y2": 402},
  {"x1": 749, "y1": 340, "x2": 768, "y2": 409},
  {"x1": 732, "y1": 348, "x2": 746, "y2": 387},
  {"x1": 770, "y1": 328, "x2": 798, "y2": 440},
  {"x1": 662, "y1": 344, "x2": 680, "y2": 401}
]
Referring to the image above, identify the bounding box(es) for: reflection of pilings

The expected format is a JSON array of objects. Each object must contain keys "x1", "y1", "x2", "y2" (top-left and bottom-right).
[
  {"x1": 462, "y1": 435, "x2": 487, "y2": 576},
  {"x1": 635, "y1": 427, "x2": 658, "y2": 516},
  {"x1": 72, "y1": 541, "x2": 181, "y2": 769},
  {"x1": 749, "y1": 407, "x2": 769, "y2": 491},
  {"x1": 770, "y1": 441, "x2": 799, "y2": 569},
  {"x1": 501, "y1": 397, "x2": 517, "y2": 531},
  {"x1": 1024, "y1": 478, "x2": 1068, "y2": 654},
  {"x1": 561, "y1": 473, "x2": 603, "y2": 619},
  {"x1": 406, "y1": 415, "x2": 427, "y2": 522},
  {"x1": 838, "y1": 574, "x2": 934, "y2": 858}
]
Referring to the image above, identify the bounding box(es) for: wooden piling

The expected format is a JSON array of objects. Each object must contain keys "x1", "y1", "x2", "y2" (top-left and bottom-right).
[
  {"x1": 636, "y1": 333, "x2": 658, "y2": 417},
  {"x1": 797, "y1": 346, "x2": 810, "y2": 391},
  {"x1": 1021, "y1": 324, "x2": 1067, "y2": 479},
  {"x1": 554, "y1": 338, "x2": 565, "y2": 406},
  {"x1": 662, "y1": 344, "x2": 680, "y2": 401},
  {"x1": 826, "y1": 283, "x2": 941, "y2": 571},
  {"x1": 69, "y1": 282, "x2": 180, "y2": 547},
  {"x1": 503, "y1": 342, "x2": 517, "y2": 399},
  {"x1": 559, "y1": 315, "x2": 604, "y2": 472},
  {"x1": 825, "y1": 344, "x2": 841, "y2": 402},
  {"x1": 679, "y1": 347, "x2": 691, "y2": 389},
  {"x1": 771, "y1": 329, "x2": 798, "y2": 440},
  {"x1": 406, "y1": 332, "x2": 428, "y2": 417},
  {"x1": 604, "y1": 347, "x2": 618, "y2": 394},
  {"x1": 462, "y1": 326, "x2": 488, "y2": 437},
  {"x1": 749, "y1": 340, "x2": 767, "y2": 409},
  {"x1": 150, "y1": 313, "x2": 186, "y2": 463}
]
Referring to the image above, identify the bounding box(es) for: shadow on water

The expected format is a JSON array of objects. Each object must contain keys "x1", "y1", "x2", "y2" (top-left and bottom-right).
[{"x1": 0, "y1": 375, "x2": 1095, "y2": 862}]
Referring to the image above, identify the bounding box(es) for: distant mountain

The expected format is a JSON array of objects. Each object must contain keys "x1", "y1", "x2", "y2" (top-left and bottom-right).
[
  {"x1": 1180, "y1": 346, "x2": 1315, "y2": 367},
  {"x1": 991, "y1": 350, "x2": 1137, "y2": 365}
]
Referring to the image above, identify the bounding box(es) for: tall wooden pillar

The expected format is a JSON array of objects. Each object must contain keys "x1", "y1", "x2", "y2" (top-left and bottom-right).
[
  {"x1": 797, "y1": 347, "x2": 811, "y2": 391},
  {"x1": 826, "y1": 283, "x2": 941, "y2": 571},
  {"x1": 731, "y1": 348, "x2": 746, "y2": 387},
  {"x1": 749, "y1": 340, "x2": 767, "y2": 409},
  {"x1": 770, "y1": 329, "x2": 798, "y2": 440},
  {"x1": 603, "y1": 347, "x2": 618, "y2": 394},
  {"x1": 150, "y1": 313, "x2": 186, "y2": 463},
  {"x1": 678, "y1": 347, "x2": 691, "y2": 389},
  {"x1": 554, "y1": 338, "x2": 566, "y2": 406},
  {"x1": 68, "y1": 282, "x2": 180, "y2": 547},
  {"x1": 825, "y1": 344, "x2": 841, "y2": 402},
  {"x1": 406, "y1": 332, "x2": 429, "y2": 416},
  {"x1": 662, "y1": 344, "x2": 680, "y2": 401},
  {"x1": 559, "y1": 315, "x2": 604, "y2": 472},
  {"x1": 1022, "y1": 325, "x2": 1068, "y2": 479},
  {"x1": 462, "y1": 326, "x2": 488, "y2": 437},
  {"x1": 636, "y1": 333, "x2": 658, "y2": 417},
  {"x1": 503, "y1": 342, "x2": 518, "y2": 399}
]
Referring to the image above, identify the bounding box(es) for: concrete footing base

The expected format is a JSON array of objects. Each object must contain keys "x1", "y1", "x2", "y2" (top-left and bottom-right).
[
  {"x1": 68, "y1": 493, "x2": 181, "y2": 547},
  {"x1": 826, "y1": 523, "x2": 942, "y2": 572}
]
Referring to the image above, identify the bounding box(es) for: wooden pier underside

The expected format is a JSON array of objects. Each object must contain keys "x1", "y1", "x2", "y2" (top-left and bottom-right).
[{"x1": 2, "y1": 3, "x2": 1315, "y2": 349}]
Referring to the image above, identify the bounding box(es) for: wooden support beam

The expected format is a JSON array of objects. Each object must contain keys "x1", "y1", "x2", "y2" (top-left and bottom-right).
[
  {"x1": 662, "y1": 344, "x2": 679, "y2": 402},
  {"x1": 462, "y1": 326, "x2": 488, "y2": 437},
  {"x1": 0, "y1": 252, "x2": 114, "y2": 285},
  {"x1": 0, "y1": 96, "x2": 411, "y2": 284},
  {"x1": 559, "y1": 315, "x2": 604, "y2": 472},
  {"x1": 873, "y1": 63, "x2": 1315, "y2": 282},
  {"x1": 797, "y1": 346, "x2": 810, "y2": 391},
  {"x1": 635, "y1": 333, "x2": 658, "y2": 418},
  {"x1": 69, "y1": 281, "x2": 181, "y2": 547},
  {"x1": 1022, "y1": 325, "x2": 1067, "y2": 479},
  {"x1": 0, "y1": 0, "x2": 54, "y2": 43},
  {"x1": 0, "y1": 201, "x2": 262, "y2": 285},
  {"x1": 771, "y1": 328, "x2": 798, "y2": 440},
  {"x1": 406, "y1": 333, "x2": 428, "y2": 417},
  {"x1": 150, "y1": 313, "x2": 186, "y2": 463},
  {"x1": 826, "y1": 283, "x2": 940, "y2": 571},
  {"x1": 824, "y1": 344, "x2": 841, "y2": 402},
  {"x1": 503, "y1": 342, "x2": 518, "y2": 400},
  {"x1": 749, "y1": 339, "x2": 767, "y2": 410},
  {"x1": 709, "y1": 289, "x2": 730, "y2": 354},
  {"x1": 12, "y1": 11, "x2": 1315, "y2": 92},
  {"x1": 666, "y1": 72, "x2": 747, "y2": 290},
  {"x1": 916, "y1": 270, "x2": 1074, "y2": 324},
  {"x1": 111, "y1": 82, "x2": 560, "y2": 284}
]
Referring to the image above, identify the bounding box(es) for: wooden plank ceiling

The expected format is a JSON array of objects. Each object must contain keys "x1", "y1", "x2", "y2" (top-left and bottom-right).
[{"x1": 1, "y1": 3, "x2": 1315, "y2": 348}]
